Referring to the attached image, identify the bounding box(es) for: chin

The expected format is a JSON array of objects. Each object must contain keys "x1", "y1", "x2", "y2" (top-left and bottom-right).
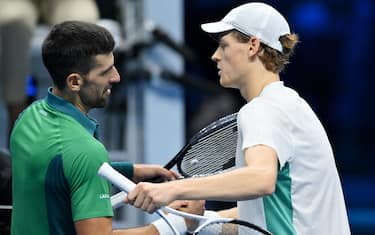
[
  {"x1": 219, "y1": 79, "x2": 231, "y2": 88},
  {"x1": 93, "y1": 100, "x2": 107, "y2": 109}
]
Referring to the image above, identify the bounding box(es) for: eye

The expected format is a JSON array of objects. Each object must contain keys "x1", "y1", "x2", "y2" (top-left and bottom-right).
[
  {"x1": 219, "y1": 42, "x2": 228, "y2": 49},
  {"x1": 100, "y1": 66, "x2": 113, "y2": 76}
]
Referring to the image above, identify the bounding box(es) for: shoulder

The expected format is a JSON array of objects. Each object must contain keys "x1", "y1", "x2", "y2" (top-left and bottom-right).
[
  {"x1": 237, "y1": 95, "x2": 292, "y2": 133},
  {"x1": 62, "y1": 140, "x2": 109, "y2": 183},
  {"x1": 14, "y1": 99, "x2": 44, "y2": 122},
  {"x1": 61, "y1": 130, "x2": 109, "y2": 172},
  {"x1": 66, "y1": 138, "x2": 108, "y2": 165},
  {"x1": 238, "y1": 85, "x2": 299, "y2": 122},
  {"x1": 238, "y1": 98, "x2": 281, "y2": 121}
]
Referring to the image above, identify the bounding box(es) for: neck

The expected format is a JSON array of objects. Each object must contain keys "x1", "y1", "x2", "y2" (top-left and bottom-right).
[
  {"x1": 239, "y1": 69, "x2": 280, "y2": 102},
  {"x1": 52, "y1": 86, "x2": 88, "y2": 114}
]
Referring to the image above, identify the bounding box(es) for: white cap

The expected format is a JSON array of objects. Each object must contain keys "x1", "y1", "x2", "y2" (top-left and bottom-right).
[{"x1": 201, "y1": 2, "x2": 290, "y2": 52}]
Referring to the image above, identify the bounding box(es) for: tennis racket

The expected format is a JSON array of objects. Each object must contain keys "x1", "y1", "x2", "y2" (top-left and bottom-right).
[
  {"x1": 164, "y1": 112, "x2": 238, "y2": 178},
  {"x1": 98, "y1": 163, "x2": 272, "y2": 235}
]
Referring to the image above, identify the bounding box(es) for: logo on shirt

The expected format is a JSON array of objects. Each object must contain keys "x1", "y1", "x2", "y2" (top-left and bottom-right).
[
  {"x1": 99, "y1": 193, "x2": 110, "y2": 199},
  {"x1": 39, "y1": 109, "x2": 48, "y2": 116}
]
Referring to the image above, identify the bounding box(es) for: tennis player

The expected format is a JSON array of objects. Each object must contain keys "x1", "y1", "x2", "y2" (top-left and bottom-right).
[
  {"x1": 9, "y1": 20, "x2": 202, "y2": 235},
  {"x1": 127, "y1": 2, "x2": 351, "y2": 234}
]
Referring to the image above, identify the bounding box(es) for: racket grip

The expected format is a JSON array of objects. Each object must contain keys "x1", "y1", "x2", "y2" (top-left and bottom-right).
[
  {"x1": 111, "y1": 191, "x2": 127, "y2": 209},
  {"x1": 98, "y1": 163, "x2": 180, "y2": 235},
  {"x1": 98, "y1": 162, "x2": 136, "y2": 192}
]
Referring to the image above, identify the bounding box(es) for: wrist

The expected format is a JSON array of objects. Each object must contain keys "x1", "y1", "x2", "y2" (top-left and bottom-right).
[{"x1": 147, "y1": 223, "x2": 160, "y2": 235}]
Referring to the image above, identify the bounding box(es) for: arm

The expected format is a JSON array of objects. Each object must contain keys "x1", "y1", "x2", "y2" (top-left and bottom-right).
[
  {"x1": 133, "y1": 164, "x2": 179, "y2": 183},
  {"x1": 217, "y1": 207, "x2": 238, "y2": 219},
  {"x1": 111, "y1": 162, "x2": 134, "y2": 179},
  {"x1": 75, "y1": 217, "x2": 158, "y2": 235},
  {"x1": 128, "y1": 144, "x2": 278, "y2": 212},
  {"x1": 111, "y1": 162, "x2": 178, "y2": 183},
  {"x1": 175, "y1": 144, "x2": 278, "y2": 200},
  {"x1": 75, "y1": 200, "x2": 205, "y2": 235}
]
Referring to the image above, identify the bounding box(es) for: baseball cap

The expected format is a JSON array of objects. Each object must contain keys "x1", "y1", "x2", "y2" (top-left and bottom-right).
[{"x1": 201, "y1": 2, "x2": 290, "y2": 52}]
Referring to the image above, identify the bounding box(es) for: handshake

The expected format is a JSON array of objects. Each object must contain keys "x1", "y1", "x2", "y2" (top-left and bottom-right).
[{"x1": 100, "y1": 162, "x2": 271, "y2": 235}]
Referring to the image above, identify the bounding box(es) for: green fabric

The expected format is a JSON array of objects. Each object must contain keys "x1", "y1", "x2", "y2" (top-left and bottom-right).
[
  {"x1": 111, "y1": 161, "x2": 134, "y2": 179},
  {"x1": 10, "y1": 90, "x2": 113, "y2": 235},
  {"x1": 263, "y1": 163, "x2": 297, "y2": 235}
]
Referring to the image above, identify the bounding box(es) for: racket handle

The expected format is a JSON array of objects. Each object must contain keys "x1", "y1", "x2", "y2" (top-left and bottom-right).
[
  {"x1": 111, "y1": 191, "x2": 127, "y2": 209},
  {"x1": 110, "y1": 191, "x2": 207, "y2": 221},
  {"x1": 98, "y1": 163, "x2": 181, "y2": 235},
  {"x1": 98, "y1": 162, "x2": 136, "y2": 192}
]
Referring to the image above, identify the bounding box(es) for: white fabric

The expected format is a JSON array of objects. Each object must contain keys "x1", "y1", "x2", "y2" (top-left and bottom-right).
[
  {"x1": 203, "y1": 210, "x2": 221, "y2": 218},
  {"x1": 201, "y1": 2, "x2": 290, "y2": 52},
  {"x1": 151, "y1": 213, "x2": 187, "y2": 235},
  {"x1": 236, "y1": 81, "x2": 350, "y2": 235}
]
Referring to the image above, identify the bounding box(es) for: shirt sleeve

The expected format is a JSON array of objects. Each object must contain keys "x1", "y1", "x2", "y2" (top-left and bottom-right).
[
  {"x1": 238, "y1": 99, "x2": 294, "y2": 169},
  {"x1": 111, "y1": 161, "x2": 134, "y2": 179},
  {"x1": 64, "y1": 141, "x2": 114, "y2": 221}
]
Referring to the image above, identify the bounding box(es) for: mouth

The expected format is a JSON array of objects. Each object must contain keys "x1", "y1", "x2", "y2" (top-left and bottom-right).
[{"x1": 217, "y1": 66, "x2": 221, "y2": 75}]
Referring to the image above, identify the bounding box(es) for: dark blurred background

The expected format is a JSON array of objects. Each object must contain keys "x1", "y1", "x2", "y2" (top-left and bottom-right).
[{"x1": 183, "y1": 1, "x2": 375, "y2": 234}]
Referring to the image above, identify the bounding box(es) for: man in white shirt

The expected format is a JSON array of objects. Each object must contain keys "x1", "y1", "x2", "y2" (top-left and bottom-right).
[{"x1": 127, "y1": 2, "x2": 351, "y2": 234}]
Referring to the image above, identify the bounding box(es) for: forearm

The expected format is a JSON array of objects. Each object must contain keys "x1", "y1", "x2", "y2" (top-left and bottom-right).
[
  {"x1": 112, "y1": 224, "x2": 159, "y2": 235},
  {"x1": 217, "y1": 207, "x2": 238, "y2": 219},
  {"x1": 75, "y1": 217, "x2": 159, "y2": 235},
  {"x1": 173, "y1": 167, "x2": 276, "y2": 201}
]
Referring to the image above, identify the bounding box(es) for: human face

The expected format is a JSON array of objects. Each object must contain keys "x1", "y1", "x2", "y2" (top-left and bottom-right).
[
  {"x1": 78, "y1": 53, "x2": 120, "y2": 110},
  {"x1": 211, "y1": 33, "x2": 250, "y2": 89}
]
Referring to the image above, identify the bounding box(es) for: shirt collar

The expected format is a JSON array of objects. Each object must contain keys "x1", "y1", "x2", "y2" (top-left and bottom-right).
[
  {"x1": 45, "y1": 87, "x2": 99, "y2": 137},
  {"x1": 259, "y1": 81, "x2": 284, "y2": 96}
]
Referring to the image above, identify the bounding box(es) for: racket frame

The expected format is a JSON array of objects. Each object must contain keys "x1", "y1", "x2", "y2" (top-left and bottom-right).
[{"x1": 164, "y1": 113, "x2": 238, "y2": 177}]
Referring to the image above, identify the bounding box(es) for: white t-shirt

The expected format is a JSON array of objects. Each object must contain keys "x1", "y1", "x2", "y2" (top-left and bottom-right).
[{"x1": 236, "y1": 81, "x2": 350, "y2": 235}]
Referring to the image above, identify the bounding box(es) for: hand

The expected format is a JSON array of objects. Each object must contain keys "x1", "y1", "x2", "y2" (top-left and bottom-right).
[
  {"x1": 126, "y1": 181, "x2": 177, "y2": 213},
  {"x1": 168, "y1": 200, "x2": 205, "y2": 215},
  {"x1": 133, "y1": 164, "x2": 179, "y2": 183},
  {"x1": 169, "y1": 200, "x2": 205, "y2": 232}
]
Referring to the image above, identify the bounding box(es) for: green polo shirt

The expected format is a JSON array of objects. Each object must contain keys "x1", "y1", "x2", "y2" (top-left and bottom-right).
[{"x1": 10, "y1": 89, "x2": 133, "y2": 235}]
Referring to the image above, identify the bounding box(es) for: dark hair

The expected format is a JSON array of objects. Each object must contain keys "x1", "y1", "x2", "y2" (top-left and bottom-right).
[
  {"x1": 231, "y1": 30, "x2": 299, "y2": 73},
  {"x1": 42, "y1": 21, "x2": 115, "y2": 90}
]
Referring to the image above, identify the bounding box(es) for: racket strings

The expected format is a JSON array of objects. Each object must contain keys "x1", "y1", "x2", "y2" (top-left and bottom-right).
[
  {"x1": 185, "y1": 123, "x2": 236, "y2": 159},
  {"x1": 186, "y1": 128, "x2": 236, "y2": 157},
  {"x1": 185, "y1": 126, "x2": 236, "y2": 156},
  {"x1": 198, "y1": 221, "x2": 269, "y2": 235},
  {"x1": 181, "y1": 122, "x2": 237, "y2": 176},
  {"x1": 194, "y1": 117, "x2": 237, "y2": 142},
  {"x1": 197, "y1": 113, "x2": 237, "y2": 138},
  {"x1": 188, "y1": 122, "x2": 237, "y2": 153}
]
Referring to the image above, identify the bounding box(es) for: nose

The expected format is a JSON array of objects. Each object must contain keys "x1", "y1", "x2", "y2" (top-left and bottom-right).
[
  {"x1": 110, "y1": 66, "x2": 121, "y2": 83},
  {"x1": 211, "y1": 48, "x2": 220, "y2": 63}
]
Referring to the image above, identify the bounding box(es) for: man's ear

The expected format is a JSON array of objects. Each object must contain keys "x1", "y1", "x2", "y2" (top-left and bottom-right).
[
  {"x1": 248, "y1": 37, "x2": 262, "y2": 57},
  {"x1": 66, "y1": 73, "x2": 82, "y2": 91}
]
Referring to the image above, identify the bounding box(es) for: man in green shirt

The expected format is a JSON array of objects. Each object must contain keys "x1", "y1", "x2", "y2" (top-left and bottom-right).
[{"x1": 10, "y1": 21, "x2": 196, "y2": 235}]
